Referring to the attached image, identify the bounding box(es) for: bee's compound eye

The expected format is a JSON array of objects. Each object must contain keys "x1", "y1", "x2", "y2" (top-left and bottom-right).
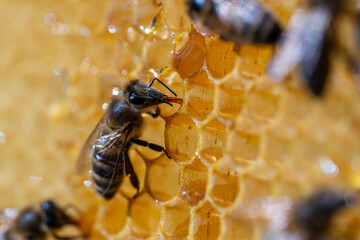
[
  {"x1": 129, "y1": 94, "x2": 146, "y2": 105},
  {"x1": 190, "y1": 0, "x2": 205, "y2": 12}
]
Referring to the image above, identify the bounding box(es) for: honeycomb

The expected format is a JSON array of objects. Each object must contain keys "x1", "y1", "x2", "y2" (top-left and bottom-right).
[{"x1": 1, "y1": 0, "x2": 360, "y2": 239}]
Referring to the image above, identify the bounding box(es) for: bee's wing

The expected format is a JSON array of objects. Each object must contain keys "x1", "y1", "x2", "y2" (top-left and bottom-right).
[
  {"x1": 0, "y1": 208, "x2": 18, "y2": 236},
  {"x1": 97, "y1": 123, "x2": 133, "y2": 198},
  {"x1": 76, "y1": 118, "x2": 106, "y2": 175},
  {"x1": 267, "y1": 6, "x2": 332, "y2": 83}
]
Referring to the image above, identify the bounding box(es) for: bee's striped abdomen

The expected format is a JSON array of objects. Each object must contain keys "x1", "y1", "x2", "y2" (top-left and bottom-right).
[
  {"x1": 217, "y1": 0, "x2": 281, "y2": 44},
  {"x1": 188, "y1": 0, "x2": 282, "y2": 44},
  {"x1": 92, "y1": 150, "x2": 125, "y2": 200}
]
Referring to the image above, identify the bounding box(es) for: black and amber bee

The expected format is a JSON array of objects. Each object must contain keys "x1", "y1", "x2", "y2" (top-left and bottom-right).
[
  {"x1": 267, "y1": 0, "x2": 358, "y2": 96},
  {"x1": 77, "y1": 78, "x2": 182, "y2": 200},
  {"x1": 186, "y1": 0, "x2": 282, "y2": 44},
  {"x1": 1, "y1": 200, "x2": 85, "y2": 240}
]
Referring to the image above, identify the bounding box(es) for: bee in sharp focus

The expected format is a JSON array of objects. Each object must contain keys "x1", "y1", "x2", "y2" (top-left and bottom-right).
[
  {"x1": 2, "y1": 200, "x2": 86, "y2": 240},
  {"x1": 267, "y1": 0, "x2": 357, "y2": 96},
  {"x1": 77, "y1": 78, "x2": 182, "y2": 200},
  {"x1": 186, "y1": 0, "x2": 282, "y2": 44}
]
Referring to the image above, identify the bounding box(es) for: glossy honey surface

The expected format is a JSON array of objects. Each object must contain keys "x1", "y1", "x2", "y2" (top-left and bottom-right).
[{"x1": 1, "y1": 0, "x2": 360, "y2": 239}]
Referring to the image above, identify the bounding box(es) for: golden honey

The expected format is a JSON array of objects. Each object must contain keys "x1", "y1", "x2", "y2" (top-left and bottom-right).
[{"x1": 1, "y1": 0, "x2": 360, "y2": 239}]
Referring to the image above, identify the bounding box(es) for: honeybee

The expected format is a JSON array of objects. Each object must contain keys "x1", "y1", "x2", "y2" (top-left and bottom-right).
[
  {"x1": 267, "y1": 0, "x2": 350, "y2": 96},
  {"x1": 186, "y1": 0, "x2": 282, "y2": 44},
  {"x1": 264, "y1": 189, "x2": 357, "y2": 240},
  {"x1": 1, "y1": 200, "x2": 86, "y2": 240},
  {"x1": 77, "y1": 78, "x2": 182, "y2": 200}
]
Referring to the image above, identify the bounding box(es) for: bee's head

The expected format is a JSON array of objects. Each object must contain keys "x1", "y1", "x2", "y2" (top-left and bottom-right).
[
  {"x1": 123, "y1": 79, "x2": 182, "y2": 110},
  {"x1": 18, "y1": 208, "x2": 42, "y2": 232},
  {"x1": 41, "y1": 200, "x2": 74, "y2": 229}
]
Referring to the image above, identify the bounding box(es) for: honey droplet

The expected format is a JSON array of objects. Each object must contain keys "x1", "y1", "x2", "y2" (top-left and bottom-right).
[{"x1": 172, "y1": 29, "x2": 207, "y2": 78}]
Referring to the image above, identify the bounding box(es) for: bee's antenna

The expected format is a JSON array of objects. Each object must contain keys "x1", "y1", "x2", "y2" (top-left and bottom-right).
[{"x1": 148, "y1": 78, "x2": 178, "y2": 97}]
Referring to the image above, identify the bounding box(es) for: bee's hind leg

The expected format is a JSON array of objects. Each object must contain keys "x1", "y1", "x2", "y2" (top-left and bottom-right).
[
  {"x1": 130, "y1": 138, "x2": 171, "y2": 159},
  {"x1": 124, "y1": 146, "x2": 140, "y2": 197},
  {"x1": 52, "y1": 232, "x2": 86, "y2": 240}
]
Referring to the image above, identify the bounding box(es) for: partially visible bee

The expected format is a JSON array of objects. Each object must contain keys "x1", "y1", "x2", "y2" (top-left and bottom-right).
[
  {"x1": 77, "y1": 78, "x2": 182, "y2": 200},
  {"x1": 263, "y1": 189, "x2": 357, "y2": 240},
  {"x1": 267, "y1": 0, "x2": 350, "y2": 96},
  {"x1": 1, "y1": 200, "x2": 86, "y2": 240},
  {"x1": 186, "y1": 0, "x2": 282, "y2": 44}
]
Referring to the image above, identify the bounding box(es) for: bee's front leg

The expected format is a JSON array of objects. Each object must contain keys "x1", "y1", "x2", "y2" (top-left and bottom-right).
[{"x1": 147, "y1": 107, "x2": 160, "y2": 118}]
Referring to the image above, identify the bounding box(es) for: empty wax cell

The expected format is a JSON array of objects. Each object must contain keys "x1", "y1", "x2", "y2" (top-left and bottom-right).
[
  {"x1": 147, "y1": 154, "x2": 180, "y2": 202},
  {"x1": 164, "y1": 0, "x2": 191, "y2": 32},
  {"x1": 132, "y1": 0, "x2": 161, "y2": 29},
  {"x1": 129, "y1": 192, "x2": 161, "y2": 238},
  {"x1": 98, "y1": 194, "x2": 128, "y2": 235},
  {"x1": 106, "y1": 0, "x2": 132, "y2": 31},
  {"x1": 142, "y1": 37, "x2": 173, "y2": 73}
]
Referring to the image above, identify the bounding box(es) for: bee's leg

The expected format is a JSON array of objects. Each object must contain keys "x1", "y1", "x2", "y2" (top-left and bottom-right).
[
  {"x1": 147, "y1": 107, "x2": 160, "y2": 118},
  {"x1": 62, "y1": 203, "x2": 84, "y2": 219},
  {"x1": 130, "y1": 139, "x2": 171, "y2": 159},
  {"x1": 52, "y1": 232, "x2": 86, "y2": 240},
  {"x1": 124, "y1": 146, "x2": 140, "y2": 196}
]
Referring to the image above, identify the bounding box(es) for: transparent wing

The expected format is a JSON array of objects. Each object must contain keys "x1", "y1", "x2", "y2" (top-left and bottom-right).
[
  {"x1": 0, "y1": 207, "x2": 18, "y2": 236},
  {"x1": 267, "y1": 6, "x2": 332, "y2": 82},
  {"x1": 76, "y1": 118, "x2": 106, "y2": 175},
  {"x1": 98, "y1": 125, "x2": 133, "y2": 197}
]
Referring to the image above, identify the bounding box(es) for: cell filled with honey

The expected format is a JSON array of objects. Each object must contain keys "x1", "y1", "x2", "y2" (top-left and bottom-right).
[
  {"x1": 3, "y1": 0, "x2": 360, "y2": 240},
  {"x1": 165, "y1": 112, "x2": 198, "y2": 163},
  {"x1": 160, "y1": 197, "x2": 190, "y2": 239},
  {"x1": 206, "y1": 38, "x2": 236, "y2": 79},
  {"x1": 172, "y1": 29, "x2": 207, "y2": 78},
  {"x1": 208, "y1": 158, "x2": 241, "y2": 207},
  {"x1": 198, "y1": 116, "x2": 226, "y2": 163},
  {"x1": 246, "y1": 80, "x2": 282, "y2": 122},
  {"x1": 216, "y1": 73, "x2": 248, "y2": 119},
  {"x1": 180, "y1": 157, "x2": 208, "y2": 205},
  {"x1": 190, "y1": 200, "x2": 220, "y2": 240},
  {"x1": 185, "y1": 70, "x2": 215, "y2": 121}
]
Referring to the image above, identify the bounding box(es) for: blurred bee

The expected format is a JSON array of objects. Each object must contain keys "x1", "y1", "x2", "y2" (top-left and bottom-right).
[
  {"x1": 1, "y1": 200, "x2": 86, "y2": 240},
  {"x1": 77, "y1": 78, "x2": 182, "y2": 200},
  {"x1": 267, "y1": 0, "x2": 353, "y2": 96},
  {"x1": 186, "y1": 0, "x2": 282, "y2": 44},
  {"x1": 264, "y1": 189, "x2": 357, "y2": 240}
]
